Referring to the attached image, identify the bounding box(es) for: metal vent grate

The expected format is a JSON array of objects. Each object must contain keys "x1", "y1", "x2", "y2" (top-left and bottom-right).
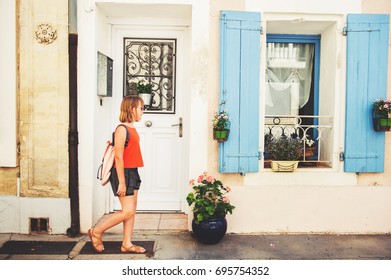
[{"x1": 29, "y1": 217, "x2": 49, "y2": 233}]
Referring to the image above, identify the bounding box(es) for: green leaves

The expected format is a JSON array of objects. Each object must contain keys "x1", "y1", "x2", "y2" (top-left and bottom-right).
[
  {"x1": 266, "y1": 136, "x2": 303, "y2": 160},
  {"x1": 187, "y1": 172, "x2": 235, "y2": 224}
]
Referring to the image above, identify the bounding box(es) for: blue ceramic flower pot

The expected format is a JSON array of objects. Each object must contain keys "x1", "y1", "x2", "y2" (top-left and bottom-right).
[{"x1": 192, "y1": 217, "x2": 227, "y2": 244}]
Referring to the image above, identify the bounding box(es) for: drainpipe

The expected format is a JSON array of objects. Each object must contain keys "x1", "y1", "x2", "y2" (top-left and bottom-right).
[{"x1": 67, "y1": 0, "x2": 80, "y2": 237}]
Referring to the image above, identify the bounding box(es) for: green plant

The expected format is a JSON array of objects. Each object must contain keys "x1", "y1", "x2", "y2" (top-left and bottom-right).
[
  {"x1": 212, "y1": 110, "x2": 230, "y2": 130},
  {"x1": 132, "y1": 80, "x2": 152, "y2": 93},
  {"x1": 266, "y1": 134, "x2": 303, "y2": 161},
  {"x1": 373, "y1": 98, "x2": 391, "y2": 119},
  {"x1": 186, "y1": 172, "x2": 235, "y2": 224}
]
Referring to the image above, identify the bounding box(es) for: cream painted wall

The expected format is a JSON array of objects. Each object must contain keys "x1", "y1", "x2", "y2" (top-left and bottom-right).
[
  {"x1": 78, "y1": 0, "x2": 98, "y2": 233},
  {"x1": 228, "y1": 185, "x2": 391, "y2": 233},
  {"x1": 0, "y1": 0, "x2": 17, "y2": 168}
]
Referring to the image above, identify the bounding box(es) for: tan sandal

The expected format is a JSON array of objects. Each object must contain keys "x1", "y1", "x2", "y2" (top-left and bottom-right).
[
  {"x1": 88, "y1": 228, "x2": 104, "y2": 252},
  {"x1": 120, "y1": 244, "x2": 146, "y2": 254}
]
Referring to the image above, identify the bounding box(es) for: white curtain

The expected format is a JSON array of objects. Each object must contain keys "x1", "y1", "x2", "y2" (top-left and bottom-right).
[{"x1": 265, "y1": 43, "x2": 314, "y2": 116}]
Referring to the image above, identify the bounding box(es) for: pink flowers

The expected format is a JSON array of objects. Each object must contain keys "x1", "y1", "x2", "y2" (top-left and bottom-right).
[
  {"x1": 212, "y1": 110, "x2": 230, "y2": 130},
  {"x1": 373, "y1": 98, "x2": 391, "y2": 119},
  {"x1": 195, "y1": 172, "x2": 216, "y2": 184},
  {"x1": 186, "y1": 171, "x2": 235, "y2": 224}
]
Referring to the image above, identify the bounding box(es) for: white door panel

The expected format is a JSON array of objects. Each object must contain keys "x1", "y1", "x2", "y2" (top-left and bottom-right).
[{"x1": 111, "y1": 26, "x2": 188, "y2": 212}]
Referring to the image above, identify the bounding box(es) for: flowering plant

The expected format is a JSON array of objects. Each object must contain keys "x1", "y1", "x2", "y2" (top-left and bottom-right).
[
  {"x1": 186, "y1": 172, "x2": 235, "y2": 224},
  {"x1": 131, "y1": 80, "x2": 152, "y2": 94},
  {"x1": 373, "y1": 98, "x2": 391, "y2": 119},
  {"x1": 212, "y1": 110, "x2": 230, "y2": 130},
  {"x1": 304, "y1": 134, "x2": 315, "y2": 147},
  {"x1": 266, "y1": 134, "x2": 303, "y2": 161}
]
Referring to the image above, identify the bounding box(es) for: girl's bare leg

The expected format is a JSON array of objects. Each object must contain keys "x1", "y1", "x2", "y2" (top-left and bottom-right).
[{"x1": 91, "y1": 195, "x2": 136, "y2": 250}]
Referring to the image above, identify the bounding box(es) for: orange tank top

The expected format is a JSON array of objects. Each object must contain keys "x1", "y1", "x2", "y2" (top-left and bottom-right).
[{"x1": 114, "y1": 126, "x2": 144, "y2": 168}]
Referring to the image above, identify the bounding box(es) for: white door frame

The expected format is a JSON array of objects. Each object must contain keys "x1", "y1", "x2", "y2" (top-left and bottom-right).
[{"x1": 109, "y1": 23, "x2": 190, "y2": 213}]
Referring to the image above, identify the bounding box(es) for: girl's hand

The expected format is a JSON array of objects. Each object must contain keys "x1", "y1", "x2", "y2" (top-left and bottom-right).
[{"x1": 117, "y1": 183, "x2": 126, "y2": 196}]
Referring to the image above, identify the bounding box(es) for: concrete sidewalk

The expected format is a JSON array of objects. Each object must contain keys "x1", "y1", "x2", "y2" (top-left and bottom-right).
[{"x1": 1, "y1": 231, "x2": 391, "y2": 260}]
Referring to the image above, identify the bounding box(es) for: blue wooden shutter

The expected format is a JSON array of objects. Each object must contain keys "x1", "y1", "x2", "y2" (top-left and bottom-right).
[
  {"x1": 344, "y1": 14, "x2": 389, "y2": 172},
  {"x1": 219, "y1": 11, "x2": 261, "y2": 174}
]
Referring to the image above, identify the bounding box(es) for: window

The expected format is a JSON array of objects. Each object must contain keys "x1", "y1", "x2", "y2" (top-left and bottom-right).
[
  {"x1": 123, "y1": 38, "x2": 176, "y2": 114},
  {"x1": 264, "y1": 35, "x2": 328, "y2": 167}
]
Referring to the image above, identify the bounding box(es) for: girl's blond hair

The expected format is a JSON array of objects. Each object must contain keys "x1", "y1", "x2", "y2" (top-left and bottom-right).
[{"x1": 119, "y1": 95, "x2": 144, "y2": 123}]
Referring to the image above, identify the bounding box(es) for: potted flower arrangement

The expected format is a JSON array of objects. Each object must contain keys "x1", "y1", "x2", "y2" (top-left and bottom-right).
[
  {"x1": 131, "y1": 80, "x2": 152, "y2": 107},
  {"x1": 212, "y1": 110, "x2": 230, "y2": 142},
  {"x1": 372, "y1": 98, "x2": 391, "y2": 131},
  {"x1": 186, "y1": 172, "x2": 235, "y2": 244},
  {"x1": 265, "y1": 133, "x2": 303, "y2": 172}
]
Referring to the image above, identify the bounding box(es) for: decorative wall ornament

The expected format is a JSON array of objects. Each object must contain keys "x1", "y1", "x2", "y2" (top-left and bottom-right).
[{"x1": 35, "y1": 23, "x2": 57, "y2": 45}]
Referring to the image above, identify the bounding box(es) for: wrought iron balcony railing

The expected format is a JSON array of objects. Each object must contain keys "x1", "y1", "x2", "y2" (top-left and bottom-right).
[{"x1": 264, "y1": 115, "x2": 333, "y2": 165}]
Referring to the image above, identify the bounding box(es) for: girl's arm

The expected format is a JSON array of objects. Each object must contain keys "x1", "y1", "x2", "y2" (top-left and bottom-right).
[{"x1": 114, "y1": 125, "x2": 127, "y2": 196}]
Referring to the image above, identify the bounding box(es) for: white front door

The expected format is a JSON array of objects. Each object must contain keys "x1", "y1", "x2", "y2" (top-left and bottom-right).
[{"x1": 111, "y1": 26, "x2": 189, "y2": 211}]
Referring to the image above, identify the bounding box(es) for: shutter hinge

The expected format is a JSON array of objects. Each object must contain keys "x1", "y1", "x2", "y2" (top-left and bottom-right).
[
  {"x1": 339, "y1": 152, "x2": 345, "y2": 161},
  {"x1": 260, "y1": 26, "x2": 263, "y2": 35},
  {"x1": 342, "y1": 27, "x2": 380, "y2": 36},
  {"x1": 342, "y1": 27, "x2": 347, "y2": 36},
  {"x1": 219, "y1": 90, "x2": 227, "y2": 106},
  {"x1": 239, "y1": 168, "x2": 246, "y2": 176},
  {"x1": 258, "y1": 151, "x2": 262, "y2": 160}
]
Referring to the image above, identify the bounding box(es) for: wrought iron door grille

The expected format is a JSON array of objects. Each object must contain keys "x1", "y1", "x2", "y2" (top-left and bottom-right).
[{"x1": 124, "y1": 38, "x2": 176, "y2": 114}]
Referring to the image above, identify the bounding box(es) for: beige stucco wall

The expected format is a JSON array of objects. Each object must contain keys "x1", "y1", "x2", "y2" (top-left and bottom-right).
[{"x1": 18, "y1": 0, "x2": 69, "y2": 198}]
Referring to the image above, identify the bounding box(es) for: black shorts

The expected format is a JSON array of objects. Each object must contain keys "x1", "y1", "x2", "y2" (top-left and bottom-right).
[{"x1": 109, "y1": 168, "x2": 141, "y2": 196}]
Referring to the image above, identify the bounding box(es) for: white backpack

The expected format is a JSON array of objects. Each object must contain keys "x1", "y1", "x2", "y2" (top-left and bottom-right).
[{"x1": 96, "y1": 125, "x2": 130, "y2": 186}]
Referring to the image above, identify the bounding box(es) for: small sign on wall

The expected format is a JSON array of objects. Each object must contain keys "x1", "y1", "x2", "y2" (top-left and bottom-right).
[{"x1": 97, "y1": 52, "x2": 113, "y2": 97}]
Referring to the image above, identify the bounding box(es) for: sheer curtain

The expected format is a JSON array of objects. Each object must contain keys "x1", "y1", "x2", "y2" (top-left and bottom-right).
[{"x1": 265, "y1": 43, "x2": 314, "y2": 116}]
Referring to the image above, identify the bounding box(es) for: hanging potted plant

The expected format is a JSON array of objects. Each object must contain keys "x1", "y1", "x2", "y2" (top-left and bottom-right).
[
  {"x1": 265, "y1": 133, "x2": 303, "y2": 172},
  {"x1": 212, "y1": 110, "x2": 230, "y2": 142},
  {"x1": 186, "y1": 172, "x2": 235, "y2": 244},
  {"x1": 372, "y1": 98, "x2": 391, "y2": 131},
  {"x1": 131, "y1": 80, "x2": 152, "y2": 107}
]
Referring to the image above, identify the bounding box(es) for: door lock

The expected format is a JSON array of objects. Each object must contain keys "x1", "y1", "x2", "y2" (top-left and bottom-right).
[
  {"x1": 171, "y1": 117, "x2": 183, "y2": 138},
  {"x1": 145, "y1": 120, "x2": 152, "y2": 127}
]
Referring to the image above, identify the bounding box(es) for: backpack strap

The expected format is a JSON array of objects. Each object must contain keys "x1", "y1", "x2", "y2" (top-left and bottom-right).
[{"x1": 112, "y1": 124, "x2": 130, "y2": 147}]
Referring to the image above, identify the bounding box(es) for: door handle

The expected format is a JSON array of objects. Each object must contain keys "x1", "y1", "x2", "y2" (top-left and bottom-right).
[
  {"x1": 145, "y1": 120, "x2": 152, "y2": 127},
  {"x1": 171, "y1": 117, "x2": 183, "y2": 138}
]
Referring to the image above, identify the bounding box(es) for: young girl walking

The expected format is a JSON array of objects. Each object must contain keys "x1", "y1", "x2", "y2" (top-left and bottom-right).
[{"x1": 88, "y1": 95, "x2": 146, "y2": 253}]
